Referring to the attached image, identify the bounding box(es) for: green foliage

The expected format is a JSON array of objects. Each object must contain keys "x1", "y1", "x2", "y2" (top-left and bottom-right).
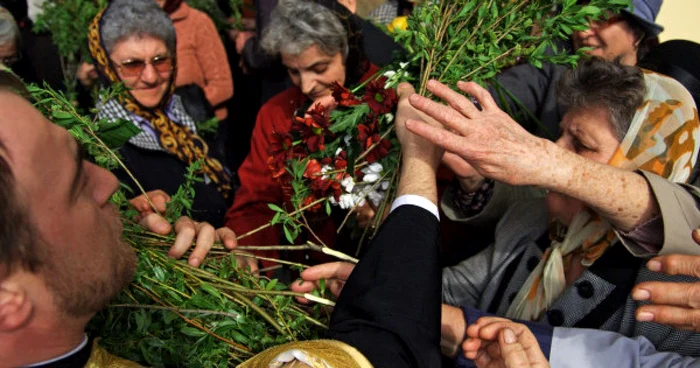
[
  {"x1": 33, "y1": 0, "x2": 107, "y2": 99},
  {"x1": 165, "y1": 160, "x2": 203, "y2": 222},
  {"x1": 186, "y1": 0, "x2": 230, "y2": 31},
  {"x1": 395, "y1": 0, "x2": 630, "y2": 95}
]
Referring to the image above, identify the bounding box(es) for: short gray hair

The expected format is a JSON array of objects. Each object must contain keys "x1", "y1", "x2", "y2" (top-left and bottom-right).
[
  {"x1": 261, "y1": 0, "x2": 348, "y2": 59},
  {"x1": 558, "y1": 58, "x2": 646, "y2": 141},
  {"x1": 0, "y1": 6, "x2": 20, "y2": 48},
  {"x1": 100, "y1": 0, "x2": 176, "y2": 55}
]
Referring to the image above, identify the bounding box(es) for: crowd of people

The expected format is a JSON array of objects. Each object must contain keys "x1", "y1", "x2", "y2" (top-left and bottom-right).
[{"x1": 1, "y1": 0, "x2": 700, "y2": 367}]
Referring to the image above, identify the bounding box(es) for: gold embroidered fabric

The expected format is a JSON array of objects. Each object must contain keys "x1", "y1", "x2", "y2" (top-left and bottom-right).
[
  {"x1": 84, "y1": 339, "x2": 143, "y2": 368},
  {"x1": 238, "y1": 339, "x2": 373, "y2": 368}
]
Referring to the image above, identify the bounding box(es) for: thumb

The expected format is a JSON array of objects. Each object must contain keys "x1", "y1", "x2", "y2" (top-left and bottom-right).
[
  {"x1": 397, "y1": 82, "x2": 416, "y2": 99},
  {"x1": 498, "y1": 328, "x2": 532, "y2": 368}
]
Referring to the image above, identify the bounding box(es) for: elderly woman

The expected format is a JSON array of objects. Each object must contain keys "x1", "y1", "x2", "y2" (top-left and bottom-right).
[
  {"x1": 0, "y1": 6, "x2": 19, "y2": 69},
  {"x1": 405, "y1": 59, "x2": 700, "y2": 359},
  {"x1": 155, "y1": 0, "x2": 233, "y2": 121},
  {"x1": 225, "y1": 0, "x2": 380, "y2": 272},
  {"x1": 89, "y1": 0, "x2": 232, "y2": 227}
]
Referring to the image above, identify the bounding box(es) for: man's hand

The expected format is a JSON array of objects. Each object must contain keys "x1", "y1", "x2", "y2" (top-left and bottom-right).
[
  {"x1": 632, "y1": 245, "x2": 700, "y2": 332},
  {"x1": 129, "y1": 191, "x2": 237, "y2": 267},
  {"x1": 289, "y1": 262, "x2": 355, "y2": 303},
  {"x1": 235, "y1": 31, "x2": 255, "y2": 54},
  {"x1": 464, "y1": 316, "x2": 550, "y2": 368},
  {"x1": 395, "y1": 82, "x2": 444, "y2": 169},
  {"x1": 406, "y1": 80, "x2": 552, "y2": 187}
]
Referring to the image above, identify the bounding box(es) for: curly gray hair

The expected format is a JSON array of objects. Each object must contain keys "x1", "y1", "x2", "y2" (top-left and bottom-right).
[
  {"x1": 558, "y1": 58, "x2": 646, "y2": 141},
  {"x1": 100, "y1": 0, "x2": 176, "y2": 55},
  {"x1": 0, "y1": 7, "x2": 20, "y2": 49},
  {"x1": 261, "y1": 0, "x2": 348, "y2": 59}
]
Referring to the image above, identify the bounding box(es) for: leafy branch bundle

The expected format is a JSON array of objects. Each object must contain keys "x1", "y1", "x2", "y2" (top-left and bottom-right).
[
  {"x1": 272, "y1": 0, "x2": 630, "y2": 245},
  {"x1": 28, "y1": 83, "x2": 339, "y2": 366}
]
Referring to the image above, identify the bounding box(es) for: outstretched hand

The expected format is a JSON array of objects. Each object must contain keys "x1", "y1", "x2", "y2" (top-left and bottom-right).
[
  {"x1": 632, "y1": 235, "x2": 700, "y2": 332},
  {"x1": 464, "y1": 316, "x2": 550, "y2": 368},
  {"x1": 129, "y1": 191, "x2": 237, "y2": 267},
  {"x1": 289, "y1": 261, "x2": 355, "y2": 303},
  {"x1": 406, "y1": 80, "x2": 554, "y2": 187}
]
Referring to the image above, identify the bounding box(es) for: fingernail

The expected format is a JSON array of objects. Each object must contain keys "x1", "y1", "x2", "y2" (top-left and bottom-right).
[
  {"x1": 632, "y1": 289, "x2": 650, "y2": 301},
  {"x1": 409, "y1": 93, "x2": 419, "y2": 102},
  {"x1": 427, "y1": 79, "x2": 437, "y2": 87},
  {"x1": 647, "y1": 260, "x2": 662, "y2": 272},
  {"x1": 637, "y1": 311, "x2": 654, "y2": 322},
  {"x1": 503, "y1": 328, "x2": 517, "y2": 344},
  {"x1": 190, "y1": 258, "x2": 201, "y2": 267}
]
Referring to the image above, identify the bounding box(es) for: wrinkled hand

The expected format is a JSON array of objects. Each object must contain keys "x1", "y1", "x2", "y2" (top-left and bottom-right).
[
  {"x1": 406, "y1": 80, "x2": 554, "y2": 187},
  {"x1": 129, "y1": 191, "x2": 237, "y2": 267},
  {"x1": 290, "y1": 262, "x2": 355, "y2": 303},
  {"x1": 441, "y1": 304, "x2": 467, "y2": 358},
  {"x1": 632, "y1": 241, "x2": 700, "y2": 332},
  {"x1": 395, "y1": 82, "x2": 444, "y2": 169},
  {"x1": 464, "y1": 317, "x2": 550, "y2": 368}
]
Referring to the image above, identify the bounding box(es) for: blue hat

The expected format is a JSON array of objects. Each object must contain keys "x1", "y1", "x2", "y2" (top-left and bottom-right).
[{"x1": 622, "y1": 0, "x2": 664, "y2": 37}]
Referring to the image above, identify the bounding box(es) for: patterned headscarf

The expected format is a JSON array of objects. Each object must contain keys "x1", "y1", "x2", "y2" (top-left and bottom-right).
[
  {"x1": 87, "y1": 6, "x2": 231, "y2": 197},
  {"x1": 507, "y1": 70, "x2": 700, "y2": 321}
]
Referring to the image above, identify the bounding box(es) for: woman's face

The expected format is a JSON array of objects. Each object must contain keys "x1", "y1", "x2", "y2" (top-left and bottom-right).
[
  {"x1": 282, "y1": 44, "x2": 346, "y2": 103},
  {"x1": 109, "y1": 35, "x2": 173, "y2": 108},
  {"x1": 546, "y1": 105, "x2": 622, "y2": 225},
  {"x1": 572, "y1": 14, "x2": 640, "y2": 65}
]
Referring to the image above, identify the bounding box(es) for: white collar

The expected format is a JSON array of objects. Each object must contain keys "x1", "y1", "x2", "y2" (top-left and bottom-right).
[{"x1": 24, "y1": 334, "x2": 89, "y2": 367}]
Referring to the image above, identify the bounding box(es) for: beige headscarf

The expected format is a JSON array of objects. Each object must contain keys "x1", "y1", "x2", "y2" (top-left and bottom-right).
[{"x1": 507, "y1": 70, "x2": 700, "y2": 321}]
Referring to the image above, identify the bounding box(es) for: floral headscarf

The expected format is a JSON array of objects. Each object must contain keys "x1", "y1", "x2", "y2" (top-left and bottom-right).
[
  {"x1": 507, "y1": 70, "x2": 700, "y2": 321},
  {"x1": 87, "y1": 6, "x2": 231, "y2": 197}
]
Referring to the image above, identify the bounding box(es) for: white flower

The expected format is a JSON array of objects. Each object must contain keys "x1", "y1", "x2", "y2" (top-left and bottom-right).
[
  {"x1": 341, "y1": 176, "x2": 355, "y2": 192},
  {"x1": 383, "y1": 70, "x2": 396, "y2": 79},
  {"x1": 368, "y1": 190, "x2": 385, "y2": 207},
  {"x1": 384, "y1": 113, "x2": 394, "y2": 124},
  {"x1": 335, "y1": 147, "x2": 344, "y2": 156},
  {"x1": 363, "y1": 173, "x2": 380, "y2": 183},
  {"x1": 338, "y1": 194, "x2": 355, "y2": 209},
  {"x1": 320, "y1": 165, "x2": 333, "y2": 179},
  {"x1": 366, "y1": 162, "x2": 384, "y2": 174},
  {"x1": 399, "y1": 62, "x2": 409, "y2": 69},
  {"x1": 380, "y1": 180, "x2": 390, "y2": 190},
  {"x1": 344, "y1": 134, "x2": 352, "y2": 145}
]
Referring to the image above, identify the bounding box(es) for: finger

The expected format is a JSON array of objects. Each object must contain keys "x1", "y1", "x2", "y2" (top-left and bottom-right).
[
  {"x1": 647, "y1": 254, "x2": 700, "y2": 278},
  {"x1": 329, "y1": 280, "x2": 345, "y2": 298},
  {"x1": 485, "y1": 339, "x2": 502, "y2": 361},
  {"x1": 290, "y1": 279, "x2": 318, "y2": 304},
  {"x1": 300, "y1": 262, "x2": 355, "y2": 282},
  {"x1": 633, "y1": 281, "x2": 700, "y2": 308},
  {"x1": 397, "y1": 82, "x2": 416, "y2": 99},
  {"x1": 473, "y1": 341, "x2": 495, "y2": 368},
  {"x1": 426, "y1": 79, "x2": 481, "y2": 118},
  {"x1": 476, "y1": 320, "x2": 521, "y2": 341},
  {"x1": 187, "y1": 222, "x2": 216, "y2": 267},
  {"x1": 462, "y1": 337, "x2": 484, "y2": 360},
  {"x1": 138, "y1": 213, "x2": 172, "y2": 235},
  {"x1": 636, "y1": 305, "x2": 700, "y2": 332},
  {"x1": 497, "y1": 328, "x2": 533, "y2": 368},
  {"x1": 148, "y1": 190, "x2": 171, "y2": 213},
  {"x1": 408, "y1": 94, "x2": 473, "y2": 137},
  {"x1": 457, "y1": 81, "x2": 498, "y2": 111},
  {"x1": 405, "y1": 119, "x2": 471, "y2": 157},
  {"x1": 216, "y1": 227, "x2": 238, "y2": 250},
  {"x1": 170, "y1": 216, "x2": 197, "y2": 259},
  {"x1": 442, "y1": 152, "x2": 478, "y2": 177},
  {"x1": 692, "y1": 229, "x2": 700, "y2": 245}
]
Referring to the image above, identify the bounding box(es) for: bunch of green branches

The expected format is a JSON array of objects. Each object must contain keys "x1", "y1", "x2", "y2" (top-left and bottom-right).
[{"x1": 397, "y1": 0, "x2": 630, "y2": 95}]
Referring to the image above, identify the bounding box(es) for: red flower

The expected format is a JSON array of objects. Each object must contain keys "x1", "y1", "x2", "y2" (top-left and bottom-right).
[
  {"x1": 331, "y1": 82, "x2": 361, "y2": 107},
  {"x1": 364, "y1": 134, "x2": 392, "y2": 163},
  {"x1": 304, "y1": 159, "x2": 323, "y2": 179},
  {"x1": 268, "y1": 131, "x2": 294, "y2": 180},
  {"x1": 362, "y1": 79, "x2": 398, "y2": 115},
  {"x1": 293, "y1": 103, "x2": 332, "y2": 152},
  {"x1": 302, "y1": 195, "x2": 323, "y2": 212}
]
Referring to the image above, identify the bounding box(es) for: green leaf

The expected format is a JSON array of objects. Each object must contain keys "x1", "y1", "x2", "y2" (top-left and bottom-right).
[
  {"x1": 329, "y1": 104, "x2": 370, "y2": 134},
  {"x1": 180, "y1": 327, "x2": 206, "y2": 337},
  {"x1": 96, "y1": 118, "x2": 141, "y2": 148}
]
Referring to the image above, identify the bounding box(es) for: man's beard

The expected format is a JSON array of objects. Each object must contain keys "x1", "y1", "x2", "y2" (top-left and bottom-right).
[{"x1": 41, "y1": 236, "x2": 137, "y2": 319}]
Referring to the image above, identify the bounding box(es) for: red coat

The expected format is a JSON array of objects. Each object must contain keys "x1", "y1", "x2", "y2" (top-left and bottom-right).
[{"x1": 225, "y1": 65, "x2": 380, "y2": 268}]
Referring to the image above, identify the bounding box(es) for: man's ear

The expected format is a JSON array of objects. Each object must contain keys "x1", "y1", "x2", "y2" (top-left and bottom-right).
[{"x1": 0, "y1": 281, "x2": 33, "y2": 332}]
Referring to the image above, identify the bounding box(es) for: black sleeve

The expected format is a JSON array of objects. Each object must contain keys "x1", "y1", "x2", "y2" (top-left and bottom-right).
[{"x1": 327, "y1": 205, "x2": 442, "y2": 368}]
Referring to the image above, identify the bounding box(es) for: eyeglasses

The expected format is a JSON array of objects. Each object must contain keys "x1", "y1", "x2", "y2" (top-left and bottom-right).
[
  {"x1": 112, "y1": 55, "x2": 173, "y2": 78},
  {"x1": 0, "y1": 54, "x2": 21, "y2": 67}
]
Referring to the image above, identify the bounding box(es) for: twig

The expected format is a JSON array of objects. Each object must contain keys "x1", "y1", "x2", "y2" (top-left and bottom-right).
[{"x1": 109, "y1": 304, "x2": 241, "y2": 319}]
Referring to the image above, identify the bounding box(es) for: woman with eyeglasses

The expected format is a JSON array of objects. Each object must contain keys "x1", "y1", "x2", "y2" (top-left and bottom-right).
[{"x1": 89, "y1": 0, "x2": 233, "y2": 227}]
